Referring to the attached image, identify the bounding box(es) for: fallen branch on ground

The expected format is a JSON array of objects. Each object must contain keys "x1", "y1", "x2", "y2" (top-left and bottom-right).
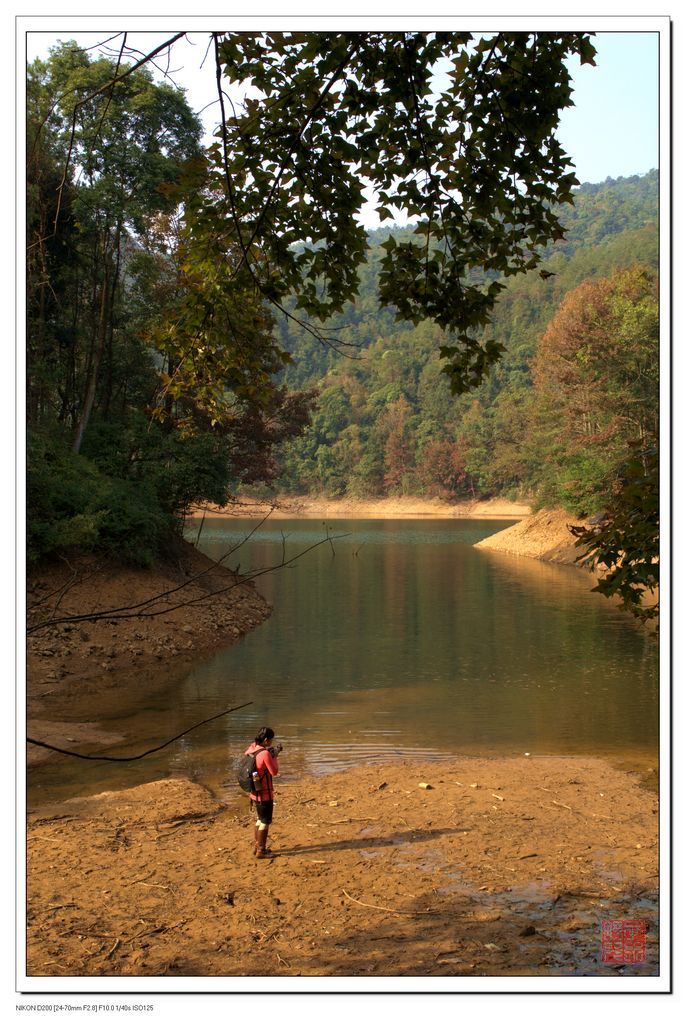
[
  {"x1": 342, "y1": 889, "x2": 437, "y2": 916},
  {"x1": 27, "y1": 509, "x2": 276, "y2": 632},
  {"x1": 325, "y1": 817, "x2": 379, "y2": 824}
]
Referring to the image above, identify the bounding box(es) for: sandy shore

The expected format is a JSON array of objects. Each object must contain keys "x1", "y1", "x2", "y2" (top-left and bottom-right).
[
  {"x1": 475, "y1": 507, "x2": 587, "y2": 565},
  {"x1": 194, "y1": 495, "x2": 532, "y2": 520},
  {"x1": 26, "y1": 754, "x2": 659, "y2": 980}
]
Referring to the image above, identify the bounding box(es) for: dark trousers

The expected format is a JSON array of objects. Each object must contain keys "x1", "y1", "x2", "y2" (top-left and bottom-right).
[{"x1": 254, "y1": 799, "x2": 273, "y2": 825}]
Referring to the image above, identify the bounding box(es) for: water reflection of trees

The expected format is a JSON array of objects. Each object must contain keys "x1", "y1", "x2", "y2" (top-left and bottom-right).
[{"x1": 155, "y1": 524, "x2": 658, "y2": 779}]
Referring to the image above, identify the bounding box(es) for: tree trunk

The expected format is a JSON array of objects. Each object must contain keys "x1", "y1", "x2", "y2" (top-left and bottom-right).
[
  {"x1": 102, "y1": 227, "x2": 122, "y2": 420},
  {"x1": 72, "y1": 256, "x2": 110, "y2": 454}
]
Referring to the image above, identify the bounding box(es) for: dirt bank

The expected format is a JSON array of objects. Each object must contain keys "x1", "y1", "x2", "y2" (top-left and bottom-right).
[
  {"x1": 25, "y1": 754, "x2": 658, "y2": 979},
  {"x1": 27, "y1": 543, "x2": 271, "y2": 762},
  {"x1": 474, "y1": 507, "x2": 586, "y2": 565},
  {"x1": 195, "y1": 495, "x2": 532, "y2": 520}
]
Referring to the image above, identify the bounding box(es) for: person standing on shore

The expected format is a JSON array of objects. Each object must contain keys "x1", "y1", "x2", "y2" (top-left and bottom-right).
[{"x1": 245, "y1": 726, "x2": 282, "y2": 858}]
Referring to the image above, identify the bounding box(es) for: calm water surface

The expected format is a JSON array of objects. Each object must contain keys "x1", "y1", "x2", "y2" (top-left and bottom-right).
[{"x1": 28, "y1": 518, "x2": 658, "y2": 808}]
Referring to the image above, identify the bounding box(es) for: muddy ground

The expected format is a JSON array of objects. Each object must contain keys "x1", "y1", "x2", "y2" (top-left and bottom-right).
[{"x1": 25, "y1": 755, "x2": 659, "y2": 980}]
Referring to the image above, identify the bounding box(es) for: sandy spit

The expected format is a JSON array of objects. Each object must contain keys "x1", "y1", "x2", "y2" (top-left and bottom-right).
[{"x1": 475, "y1": 507, "x2": 586, "y2": 565}]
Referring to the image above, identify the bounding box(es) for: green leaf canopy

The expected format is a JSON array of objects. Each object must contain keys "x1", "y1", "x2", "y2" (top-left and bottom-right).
[{"x1": 213, "y1": 30, "x2": 596, "y2": 392}]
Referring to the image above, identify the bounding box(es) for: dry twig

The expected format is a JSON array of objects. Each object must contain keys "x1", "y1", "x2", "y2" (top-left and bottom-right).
[
  {"x1": 342, "y1": 889, "x2": 437, "y2": 916},
  {"x1": 325, "y1": 816, "x2": 379, "y2": 825}
]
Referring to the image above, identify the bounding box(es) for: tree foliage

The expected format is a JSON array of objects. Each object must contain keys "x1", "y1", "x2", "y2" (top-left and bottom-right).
[
  {"x1": 570, "y1": 446, "x2": 659, "y2": 624},
  {"x1": 530, "y1": 264, "x2": 659, "y2": 515},
  {"x1": 26, "y1": 42, "x2": 314, "y2": 564},
  {"x1": 28, "y1": 43, "x2": 205, "y2": 452},
  {"x1": 26, "y1": 33, "x2": 659, "y2": 623},
  {"x1": 264, "y1": 173, "x2": 659, "y2": 623},
  {"x1": 211, "y1": 30, "x2": 596, "y2": 392}
]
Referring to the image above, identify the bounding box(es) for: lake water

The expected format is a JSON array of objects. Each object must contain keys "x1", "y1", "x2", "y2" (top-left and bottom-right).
[{"x1": 28, "y1": 518, "x2": 659, "y2": 808}]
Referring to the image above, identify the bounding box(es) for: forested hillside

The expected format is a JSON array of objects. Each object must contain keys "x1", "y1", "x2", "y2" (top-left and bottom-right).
[{"x1": 270, "y1": 171, "x2": 658, "y2": 515}]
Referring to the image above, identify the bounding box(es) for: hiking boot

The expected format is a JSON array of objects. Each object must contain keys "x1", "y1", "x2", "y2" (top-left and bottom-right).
[{"x1": 255, "y1": 825, "x2": 275, "y2": 859}]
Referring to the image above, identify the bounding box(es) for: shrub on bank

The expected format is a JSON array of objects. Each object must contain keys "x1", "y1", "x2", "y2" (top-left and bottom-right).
[{"x1": 27, "y1": 429, "x2": 174, "y2": 566}]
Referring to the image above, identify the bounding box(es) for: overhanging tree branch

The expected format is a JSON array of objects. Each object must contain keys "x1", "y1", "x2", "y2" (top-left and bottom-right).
[
  {"x1": 211, "y1": 33, "x2": 356, "y2": 355},
  {"x1": 27, "y1": 527, "x2": 349, "y2": 634},
  {"x1": 27, "y1": 701, "x2": 253, "y2": 761}
]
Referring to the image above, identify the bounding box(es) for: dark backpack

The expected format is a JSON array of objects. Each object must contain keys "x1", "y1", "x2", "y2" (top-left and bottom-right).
[{"x1": 237, "y1": 750, "x2": 262, "y2": 794}]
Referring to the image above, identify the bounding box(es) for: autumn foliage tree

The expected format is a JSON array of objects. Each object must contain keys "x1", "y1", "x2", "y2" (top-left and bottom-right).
[
  {"x1": 526, "y1": 265, "x2": 659, "y2": 622},
  {"x1": 530, "y1": 265, "x2": 658, "y2": 516},
  {"x1": 417, "y1": 439, "x2": 470, "y2": 500},
  {"x1": 379, "y1": 397, "x2": 416, "y2": 494}
]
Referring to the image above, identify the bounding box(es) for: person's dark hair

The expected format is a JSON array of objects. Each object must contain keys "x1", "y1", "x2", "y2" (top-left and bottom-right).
[{"x1": 255, "y1": 726, "x2": 275, "y2": 745}]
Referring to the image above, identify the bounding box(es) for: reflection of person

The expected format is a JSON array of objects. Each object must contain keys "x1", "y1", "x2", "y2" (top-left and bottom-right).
[{"x1": 244, "y1": 726, "x2": 282, "y2": 859}]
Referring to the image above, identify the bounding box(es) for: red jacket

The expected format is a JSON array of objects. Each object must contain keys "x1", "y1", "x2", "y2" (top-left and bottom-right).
[{"x1": 244, "y1": 742, "x2": 279, "y2": 802}]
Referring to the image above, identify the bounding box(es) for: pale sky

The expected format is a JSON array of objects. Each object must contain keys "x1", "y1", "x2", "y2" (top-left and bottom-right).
[{"x1": 558, "y1": 32, "x2": 658, "y2": 185}]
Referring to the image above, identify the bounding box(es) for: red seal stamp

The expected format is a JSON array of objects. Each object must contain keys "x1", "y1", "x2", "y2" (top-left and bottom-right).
[{"x1": 601, "y1": 919, "x2": 647, "y2": 964}]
